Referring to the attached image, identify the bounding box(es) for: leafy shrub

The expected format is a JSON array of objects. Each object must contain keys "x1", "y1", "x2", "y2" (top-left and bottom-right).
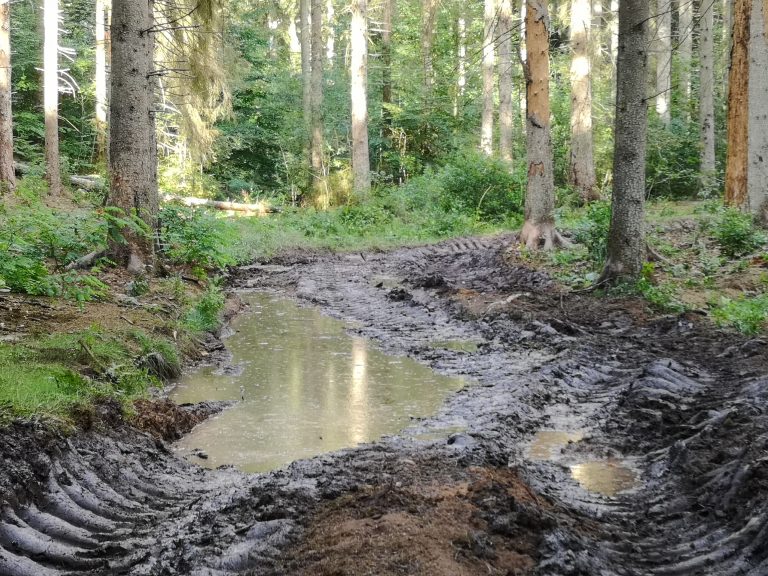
[
  {"x1": 713, "y1": 209, "x2": 765, "y2": 258},
  {"x1": 572, "y1": 200, "x2": 612, "y2": 263},
  {"x1": 645, "y1": 118, "x2": 705, "y2": 199},
  {"x1": 337, "y1": 203, "x2": 394, "y2": 234},
  {"x1": 158, "y1": 205, "x2": 236, "y2": 270},
  {"x1": 433, "y1": 151, "x2": 523, "y2": 222}
]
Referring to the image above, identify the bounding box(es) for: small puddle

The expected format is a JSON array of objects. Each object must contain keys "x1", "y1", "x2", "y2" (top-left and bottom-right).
[
  {"x1": 528, "y1": 430, "x2": 585, "y2": 460},
  {"x1": 170, "y1": 293, "x2": 466, "y2": 473},
  {"x1": 570, "y1": 460, "x2": 637, "y2": 497},
  {"x1": 528, "y1": 430, "x2": 637, "y2": 497}
]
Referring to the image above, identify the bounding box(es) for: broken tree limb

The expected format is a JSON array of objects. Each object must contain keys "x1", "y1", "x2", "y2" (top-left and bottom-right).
[{"x1": 161, "y1": 193, "x2": 280, "y2": 215}]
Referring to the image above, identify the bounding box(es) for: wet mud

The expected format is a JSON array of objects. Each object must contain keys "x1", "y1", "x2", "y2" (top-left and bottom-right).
[{"x1": 1, "y1": 234, "x2": 768, "y2": 575}]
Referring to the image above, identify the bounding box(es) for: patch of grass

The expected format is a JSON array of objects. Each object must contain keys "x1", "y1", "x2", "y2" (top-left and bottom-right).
[
  {"x1": 183, "y1": 281, "x2": 226, "y2": 333},
  {"x1": 711, "y1": 294, "x2": 768, "y2": 335},
  {"x1": 224, "y1": 183, "x2": 519, "y2": 263},
  {"x1": 0, "y1": 326, "x2": 179, "y2": 419}
]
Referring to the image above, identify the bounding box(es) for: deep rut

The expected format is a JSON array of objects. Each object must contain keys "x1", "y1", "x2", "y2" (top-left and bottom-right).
[{"x1": 2, "y1": 235, "x2": 767, "y2": 575}]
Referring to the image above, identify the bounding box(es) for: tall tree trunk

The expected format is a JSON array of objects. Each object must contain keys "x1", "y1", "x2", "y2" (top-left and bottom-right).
[
  {"x1": 725, "y1": 0, "x2": 751, "y2": 209},
  {"x1": 94, "y1": 0, "x2": 108, "y2": 164},
  {"x1": 326, "y1": 0, "x2": 335, "y2": 66},
  {"x1": 747, "y1": 0, "x2": 768, "y2": 223},
  {"x1": 382, "y1": 0, "x2": 393, "y2": 145},
  {"x1": 0, "y1": 0, "x2": 15, "y2": 192},
  {"x1": 600, "y1": 0, "x2": 649, "y2": 281},
  {"x1": 455, "y1": 13, "x2": 467, "y2": 117},
  {"x1": 609, "y1": 0, "x2": 618, "y2": 65},
  {"x1": 677, "y1": 0, "x2": 692, "y2": 106},
  {"x1": 481, "y1": 0, "x2": 495, "y2": 156},
  {"x1": 699, "y1": 0, "x2": 716, "y2": 191},
  {"x1": 568, "y1": 0, "x2": 597, "y2": 202},
  {"x1": 108, "y1": 0, "x2": 157, "y2": 273},
  {"x1": 301, "y1": 0, "x2": 311, "y2": 127},
  {"x1": 43, "y1": 0, "x2": 61, "y2": 195},
  {"x1": 497, "y1": 0, "x2": 514, "y2": 162},
  {"x1": 421, "y1": 0, "x2": 437, "y2": 104},
  {"x1": 722, "y1": 0, "x2": 734, "y2": 104},
  {"x1": 310, "y1": 0, "x2": 326, "y2": 205},
  {"x1": 655, "y1": 0, "x2": 672, "y2": 126},
  {"x1": 519, "y1": 1, "x2": 527, "y2": 127},
  {"x1": 350, "y1": 0, "x2": 370, "y2": 197},
  {"x1": 520, "y1": 0, "x2": 566, "y2": 250}
]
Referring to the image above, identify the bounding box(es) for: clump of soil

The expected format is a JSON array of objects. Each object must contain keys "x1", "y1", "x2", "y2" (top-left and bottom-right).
[
  {"x1": 283, "y1": 467, "x2": 549, "y2": 576},
  {"x1": 132, "y1": 398, "x2": 232, "y2": 441}
]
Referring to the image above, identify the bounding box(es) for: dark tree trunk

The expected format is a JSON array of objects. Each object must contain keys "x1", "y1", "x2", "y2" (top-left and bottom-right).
[
  {"x1": 108, "y1": 0, "x2": 158, "y2": 273},
  {"x1": 600, "y1": 0, "x2": 649, "y2": 282}
]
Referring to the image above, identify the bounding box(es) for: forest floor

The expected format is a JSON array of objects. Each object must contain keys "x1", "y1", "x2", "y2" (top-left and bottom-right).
[{"x1": 1, "y1": 212, "x2": 767, "y2": 575}]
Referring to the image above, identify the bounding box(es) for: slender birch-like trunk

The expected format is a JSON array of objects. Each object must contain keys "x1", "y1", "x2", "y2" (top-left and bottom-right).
[
  {"x1": 95, "y1": 0, "x2": 108, "y2": 163},
  {"x1": 0, "y1": 0, "x2": 15, "y2": 191},
  {"x1": 350, "y1": 0, "x2": 370, "y2": 197},
  {"x1": 655, "y1": 0, "x2": 672, "y2": 126},
  {"x1": 497, "y1": 0, "x2": 514, "y2": 162},
  {"x1": 44, "y1": 0, "x2": 62, "y2": 195},
  {"x1": 568, "y1": 0, "x2": 597, "y2": 202},
  {"x1": 481, "y1": 0, "x2": 495, "y2": 156},
  {"x1": 699, "y1": 0, "x2": 716, "y2": 191}
]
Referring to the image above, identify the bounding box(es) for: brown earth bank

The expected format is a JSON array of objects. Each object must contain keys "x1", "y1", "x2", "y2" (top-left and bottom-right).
[{"x1": 1, "y1": 234, "x2": 767, "y2": 575}]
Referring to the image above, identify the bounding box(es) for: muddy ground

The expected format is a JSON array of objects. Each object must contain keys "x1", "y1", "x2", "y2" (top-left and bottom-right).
[{"x1": 1, "y1": 235, "x2": 767, "y2": 575}]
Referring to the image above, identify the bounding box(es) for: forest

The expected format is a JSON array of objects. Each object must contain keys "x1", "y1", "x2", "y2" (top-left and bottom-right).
[{"x1": 0, "y1": 0, "x2": 767, "y2": 574}]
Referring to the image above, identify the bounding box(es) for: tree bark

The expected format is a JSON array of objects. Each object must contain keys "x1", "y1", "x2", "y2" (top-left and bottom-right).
[
  {"x1": 43, "y1": 0, "x2": 62, "y2": 195},
  {"x1": 300, "y1": 0, "x2": 311, "y2": 128},
  {"x1": 725, "y1": 0, "x2": 751, "y2": 209},
  {"x1": 747, "y1": 0, "x2": 768, "y2": 224},
  {"x1": 655, "y1": 0, "x2": 672, "y2": 126},
  {"x1": 600, "y1": 0, "x2": 649, "y2": 281},
  {"x1": 497, "y1": 0, "x2": 514, "y2": 162},
  {"x1": 722, "y1": 0, "x2": 734, "y2": 103},
  {"x1": 350, "y1": 0, "x2": 370, "y2": 197},
  {"x1": 481, "y1": 0, "x2": 496, "y2": 156},
  {"x1": 108, "y1": 0, "x2": 158, "y2": 273},
  {"x1": 0, "y1": 0, "x2": 15, "y2": 192},
  {"x1": 382, "y1": 0, "x2": 393, "y2": 144},
  {"x1": 677, "y1": 0, "x2": 692, "y2": 106},
  {"x1": 455, "y1": 13, "x2": 467, "y2": 117},
  {"x1": 94, "y1": 0, "x2": 108, "y2": 164},
  {"x1": 310, "y1": 0, "x2": 326, "y2": 205},
  {"x1": 699, "y1": 0, "x2": 716, "y2": 192},
  {"x1": 520, "y1": 0, "x2": 566, "y2": 250},
  {"x1": 326, "y1": 0, "x2": 335, "y2": 66},
  {"x1": 421, "y1": 0, "x2": 438, "y2": 104},
  {"x1": 568, "y1": 0, "x2": 598, "y2": 202}
]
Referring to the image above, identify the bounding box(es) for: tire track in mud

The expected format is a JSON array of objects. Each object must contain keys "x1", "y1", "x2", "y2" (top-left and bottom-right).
[{"x1": 1, "y1": 235, "x2": 767, "y2": 575}]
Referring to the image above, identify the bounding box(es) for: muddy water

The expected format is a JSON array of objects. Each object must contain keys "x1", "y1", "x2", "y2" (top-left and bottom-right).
[
  {"x1": 171, "y1": 293, "x2": 466, "y2": 473},
  {"x1": 528, "y1": 430, "x2": 637, "y2": 497}
]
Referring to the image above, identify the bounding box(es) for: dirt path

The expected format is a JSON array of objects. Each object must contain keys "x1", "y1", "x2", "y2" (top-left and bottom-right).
[{"x1": 1, "y1": 235, "x2": 767, "y2": 575}]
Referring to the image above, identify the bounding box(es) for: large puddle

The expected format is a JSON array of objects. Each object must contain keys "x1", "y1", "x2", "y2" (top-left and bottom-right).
[{"x1": 171, "y1": 293, "x2": 466, "y2": 473}]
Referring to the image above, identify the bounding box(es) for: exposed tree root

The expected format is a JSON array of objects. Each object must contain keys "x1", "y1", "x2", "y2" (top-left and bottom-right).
[{"x1": 519, "y1": 221, "x2": 571, "y2": 251}]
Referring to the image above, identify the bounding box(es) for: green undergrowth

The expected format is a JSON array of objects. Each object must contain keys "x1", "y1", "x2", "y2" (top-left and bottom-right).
[{"x1": 0, "y1": 327, "x2": 180, "y2": 420}]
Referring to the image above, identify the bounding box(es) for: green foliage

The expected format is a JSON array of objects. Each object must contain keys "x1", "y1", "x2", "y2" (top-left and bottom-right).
[
  {"x1": 713, "y1": 209, "x2": 766, "y2": 258},
  {"x1": 645, "y1": 117, "x2": 706, "y2": 199},
  {"x1": 0, "y1": 195, "x2": 109, "y2": 301},
  {"x1": 158, "y1": 205, "x2": 237, "y2": 270},
  {"x1": 711, "y1": 294, "x2": 768, "y2": 335},
  {"x1": 432, "y1": 151, "x2": 523, "y2": 222},
  {"x1": 184, "y1": 281, "x2": 226, "y2": 333},
  {"x1": 572, "y1": 200, "x2": 612, "y2": 263}
]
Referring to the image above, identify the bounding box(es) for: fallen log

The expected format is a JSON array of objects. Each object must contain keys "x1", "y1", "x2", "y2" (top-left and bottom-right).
[
  {"x1": 161, "y1": 193, "x2": 280, "y2": 215},
  {"x1": 13, "y1": 161, "x2": 105, "y2": 191}
]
